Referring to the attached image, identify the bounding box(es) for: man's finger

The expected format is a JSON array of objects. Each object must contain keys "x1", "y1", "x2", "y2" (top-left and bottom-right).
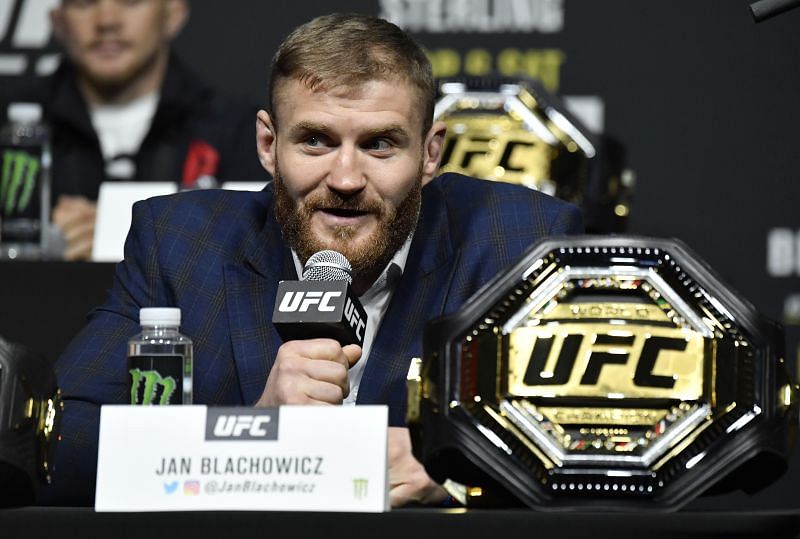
[
  {"x1": 302, "y1": 378, "x2": 347, "y2": 404},
  {"x1": 389, "y1": 483, "x2": 417, "y2": 508},
  {"x1": 305, "y1": 358, "x2": 350, "y2": 398},
  {"x1": 53, "y1": 202, "x2": 96, "y2": 230},
  {"x1": 61, "y1": 220, "x2": 94, "y2": 243},
  {"x1": 284, "y1": 338, "x2": 353, "y2": 370},
  {"x1": 342, "y1": 344, "x2": 362, "y2": 368},
  {"x1": 59, "y1": 213, "x2": 95, "y2": 261},
  {"x1": 64, "y1": 236, "x2": 93, "y2": 261}
]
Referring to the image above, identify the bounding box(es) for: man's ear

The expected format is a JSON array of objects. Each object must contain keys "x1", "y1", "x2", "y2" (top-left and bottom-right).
[
  {"x1": 163, "y1": 0, "x2": 189, "y2": 40},
  {"x1": 256, "y1": 109, "x2": 277, "y2": 176},
  {"x1": 421, "y1": 121, "x2": 447, "y2": 186}
]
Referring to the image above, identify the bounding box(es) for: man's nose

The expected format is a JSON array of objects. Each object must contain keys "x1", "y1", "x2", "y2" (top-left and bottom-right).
[
  {"x1": 325, "y1": 145, "x2": 367, "y2": 194},
  {"x1": 95, "y1": 0, "x2": 124, "y2": 30}
]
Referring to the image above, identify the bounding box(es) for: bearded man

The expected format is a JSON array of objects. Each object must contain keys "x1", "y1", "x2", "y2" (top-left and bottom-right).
[{"x1": 45, "y1": 13, "x2": 582, "y2": 506}]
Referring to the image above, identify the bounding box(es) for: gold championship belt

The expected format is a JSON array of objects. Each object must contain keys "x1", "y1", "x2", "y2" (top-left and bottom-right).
[
  {"x1": 407, "y1": 236, "x2": 798, "y2": 510},
  {"x1": 0, "y1": 336, "x2": 61, "y2": 506},
  {"x1": 434, "y1": 79, "x2": 632, "y2": 232}
]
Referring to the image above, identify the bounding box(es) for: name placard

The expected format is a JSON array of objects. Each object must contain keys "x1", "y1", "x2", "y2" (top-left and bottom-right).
[
  {"x1": 92, "y1": 182, "x2": 177, "y2": 262},
  {"x1": 94, "y1": 405, "x2": 388, "y2": 512}
]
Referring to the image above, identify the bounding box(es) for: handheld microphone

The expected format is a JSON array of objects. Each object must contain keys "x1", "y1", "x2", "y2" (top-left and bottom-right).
[{"x1": 272, "y1": 250, "x2": 368, "y2": 346}]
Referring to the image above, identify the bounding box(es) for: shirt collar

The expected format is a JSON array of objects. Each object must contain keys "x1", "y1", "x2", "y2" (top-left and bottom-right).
[{"x1": 291, "y1": 234, "x2": 413, "y2": 297}]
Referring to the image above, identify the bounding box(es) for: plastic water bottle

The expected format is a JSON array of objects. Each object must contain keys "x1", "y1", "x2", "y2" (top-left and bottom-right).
[
  {"x1": 0, "y1": 102, "x2": 51, "y2": 259},
  {"x1": 127, "y1": 308, "x2": 193, "y2": 405}
]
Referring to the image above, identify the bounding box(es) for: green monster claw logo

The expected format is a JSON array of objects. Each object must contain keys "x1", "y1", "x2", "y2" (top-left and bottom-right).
[
  {"x1": 129, "y1": 368, "x2": 177, "y2": 405},
  {"x1": 0, "y1": 149, "x2": 40, "y2": 216},
  {"x1": 353, "y1": 478, "x2": 368, "y2": 500}
]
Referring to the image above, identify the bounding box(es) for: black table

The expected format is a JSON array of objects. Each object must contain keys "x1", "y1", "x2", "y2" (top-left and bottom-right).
[{"x1": 0, "y1": 508, "x2": 799, "y2": 539}]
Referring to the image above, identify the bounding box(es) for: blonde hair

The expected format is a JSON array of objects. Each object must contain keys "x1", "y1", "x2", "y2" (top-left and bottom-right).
[{"x1": 269, "y1": 13, "x2": 434, "y2": 135}]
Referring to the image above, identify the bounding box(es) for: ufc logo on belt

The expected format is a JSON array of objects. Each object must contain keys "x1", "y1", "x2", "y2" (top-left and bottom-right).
[{"x1": 506, "y1": 324, "x2": 706, "y2": 400}]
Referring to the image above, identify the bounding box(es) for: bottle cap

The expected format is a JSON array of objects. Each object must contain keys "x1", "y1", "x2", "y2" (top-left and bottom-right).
[
  {"x1": 7, "y1": 102, "x2": 42, "y2": 124},
  {"x1": 139, "y1": 307, "x2": 181, "y2": 326}
]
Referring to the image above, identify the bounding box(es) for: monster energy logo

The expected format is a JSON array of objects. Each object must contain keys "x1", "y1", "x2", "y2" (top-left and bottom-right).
[
  {"x1": 1, "y1": 149, "x2": 39, "y2": 216},
  {"x1": 129, "y1": 368, "x2": 177, "y2": 405},
  {"x1": 353, "y1": 478, "x2": 368, "y2": 500}
]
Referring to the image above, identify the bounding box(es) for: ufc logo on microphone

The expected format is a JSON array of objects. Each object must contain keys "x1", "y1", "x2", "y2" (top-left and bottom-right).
[
  {"x1": 344, "y1": 297, "x2": 366, "y2": 340},
  {"x1": 206, "y1": 409, "x2": 279, "y2": 441},
  {"x1": 278, "y1": 290, "x2": 342, "y2": 313}
]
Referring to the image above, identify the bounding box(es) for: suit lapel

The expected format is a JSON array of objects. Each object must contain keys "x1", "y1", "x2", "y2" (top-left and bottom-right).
[
  {"x1": 357, "y1": 182, "x2": 458, "y2": 405},
  {"x1": 224, "y1": 191, "x2": 295, "y2": 405}
]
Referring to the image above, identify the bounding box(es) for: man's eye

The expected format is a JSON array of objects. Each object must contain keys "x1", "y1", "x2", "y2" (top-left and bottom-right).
[
  {"x1": 366, "y1": 139, "x2": 391, "y2": 151},
  {"x1": 305, "y1": 135, "x2": 322, "y2": 147}
]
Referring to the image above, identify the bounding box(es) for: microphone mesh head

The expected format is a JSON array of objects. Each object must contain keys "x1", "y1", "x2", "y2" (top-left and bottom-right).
[{"x1": 302, "y1": 250, "x2": 353, "y2": 283}]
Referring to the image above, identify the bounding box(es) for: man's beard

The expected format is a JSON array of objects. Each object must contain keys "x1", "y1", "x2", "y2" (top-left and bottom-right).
[{"x1": 273, "y1": 165, "x2": 423, "y2": 289}]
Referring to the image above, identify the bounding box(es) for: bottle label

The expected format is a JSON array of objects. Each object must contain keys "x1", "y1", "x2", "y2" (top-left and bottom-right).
[
  {"x1": 128, "y1": 355, "x2": 184, "y2": 405},
  {"x1": 0, "y1": 144, "x2": 44, "y2": 244}
]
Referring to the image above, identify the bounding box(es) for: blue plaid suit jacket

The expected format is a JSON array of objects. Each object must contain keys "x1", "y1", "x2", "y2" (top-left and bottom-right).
[{"x1": 43, "y1": 173, "x2": 581, "y2": 504}]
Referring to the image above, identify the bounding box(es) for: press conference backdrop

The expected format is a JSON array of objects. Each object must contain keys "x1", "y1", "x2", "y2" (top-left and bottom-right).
[{"x1": 2, "y1": 0, "x2": 799, "y2": 510}]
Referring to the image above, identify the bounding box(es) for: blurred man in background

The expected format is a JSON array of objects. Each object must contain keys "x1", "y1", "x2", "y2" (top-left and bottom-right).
[{"x1": 2, "y1": 0, "x2": 263, "y2": 260}]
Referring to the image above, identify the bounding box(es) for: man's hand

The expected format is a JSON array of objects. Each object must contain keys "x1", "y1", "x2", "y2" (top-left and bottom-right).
[
  {"x1": 388, "y1": 426, "x2": 448, "y2": 507},
  {"x1": 256, "y1": 338, "x2": 361, "y2": 406},
  {"x1": 51, "y1": 195, "x2": 97, "y2": 261}
]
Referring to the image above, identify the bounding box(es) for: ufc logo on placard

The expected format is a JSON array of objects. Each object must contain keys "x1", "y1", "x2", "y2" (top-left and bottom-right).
[
  {"x1": 206, "y1": 409, "x2": 279, "y2": 441},
  {"x1": 214, "y1": 415, "x2": 271, "y2": 437},
  {"x1": 278, "y1": 290, "x2": 342, "y2": 312}
]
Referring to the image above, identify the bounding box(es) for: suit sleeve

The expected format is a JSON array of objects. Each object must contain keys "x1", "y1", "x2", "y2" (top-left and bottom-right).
[
  {"x1": 548, "y1": 200, "x2": 584, "y2": 235},
  {"x1": 38, "y1": 200, "x2": 167, "y2": 506}
]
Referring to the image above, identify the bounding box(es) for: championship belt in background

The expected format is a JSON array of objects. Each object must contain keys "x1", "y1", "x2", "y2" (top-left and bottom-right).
[
  {"x1": 0, "y1": 336, "x2": 61, "y2": 506},
  {"x1": 407, "y1": 236, "x2": 798, "y2": 510},
  {"x1": 434, "y1": 79, "x2": 631, "y2": 233}
]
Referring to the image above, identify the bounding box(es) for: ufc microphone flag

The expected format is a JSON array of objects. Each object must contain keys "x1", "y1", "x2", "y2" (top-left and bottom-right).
[
  {"x1": 272, "y1": 280, "x2": 367, "y2": 346},
  {"x1": 272, "y1": 250, "x2": 368, "y2": 346}
]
